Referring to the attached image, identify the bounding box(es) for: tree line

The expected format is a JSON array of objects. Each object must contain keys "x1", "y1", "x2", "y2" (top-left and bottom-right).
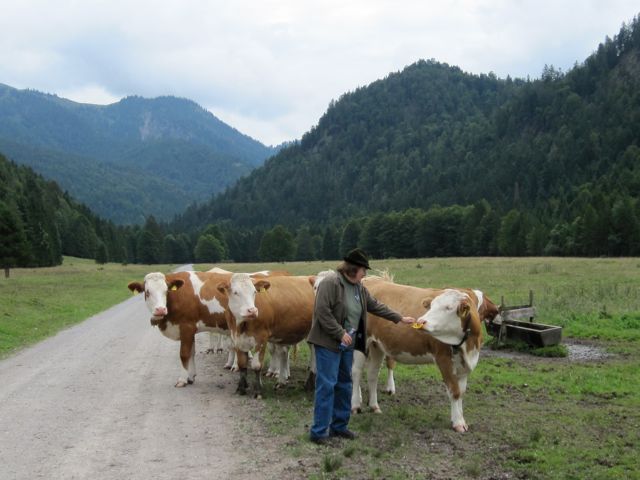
[{"x1": 2, "y1": 150, "x2": 639, "y2": 272}]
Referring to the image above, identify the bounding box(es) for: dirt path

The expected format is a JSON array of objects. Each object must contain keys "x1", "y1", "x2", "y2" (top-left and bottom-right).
[{"x1": 0, "y1": 291, "x2": 293, "y2": 479}]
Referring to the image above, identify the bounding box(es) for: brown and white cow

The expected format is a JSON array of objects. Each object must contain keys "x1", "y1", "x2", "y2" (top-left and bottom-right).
[
  {"x1": 218, "y1": 273, "x2": 315, "y2": 398},
  {"x1": 128, "y1": 271, "x2": 233, "y2": 387},
  {"x1": 352, "y1": 276, "x2": 496, "y2": 432},
  {"x1": 128, "y1": 269, "x2": 291, "y2": 387}
]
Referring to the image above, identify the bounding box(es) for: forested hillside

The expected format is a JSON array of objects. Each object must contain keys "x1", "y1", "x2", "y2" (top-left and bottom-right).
[
  {"x1": 0, "y1": 88, "x2": 277, "y2": 223},
  {"x1": 171, "y1": 16, "x2": 640, "y2": 260},
  {"x1": 0, "y1": 154, "x2": 126, "y2": 269}
]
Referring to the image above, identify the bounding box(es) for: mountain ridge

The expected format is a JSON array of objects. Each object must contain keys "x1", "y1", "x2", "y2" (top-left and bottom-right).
[{"x1": 0, "y1": 84, "x2": 277, "y2": 223}]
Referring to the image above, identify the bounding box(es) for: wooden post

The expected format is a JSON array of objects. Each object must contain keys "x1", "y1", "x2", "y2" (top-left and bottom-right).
[{"x1": 4, "y1": 267, "x2": 9, "y2": 278}]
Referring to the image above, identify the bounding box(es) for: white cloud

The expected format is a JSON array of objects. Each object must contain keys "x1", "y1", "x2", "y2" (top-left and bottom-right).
[{"x1": 0, "y1": 0, "x2": 637, "y2": 144}]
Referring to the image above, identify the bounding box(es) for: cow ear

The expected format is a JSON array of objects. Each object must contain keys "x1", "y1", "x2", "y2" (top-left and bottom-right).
[
  {"x1": 254, "y1": 280, "x2": 271, "y2": 292},
  {"x1": 217, "y1": 281, "x2": 230, "y2": 293},
  {"x1": 421, "y1": 297, "x2": 432, "y2": 310},
  {"x1": 308, "y1": 276, "x2": 316, "y2": 286},
  {"x1": 168, "y1": 279, "x2": 184, "y2": 291},
  {"x1": 128, "y1": 282, "x2": 144, "y2": 294},
  {"x1": 458, "y1": 300, "x2": 471, "y2": 318}
]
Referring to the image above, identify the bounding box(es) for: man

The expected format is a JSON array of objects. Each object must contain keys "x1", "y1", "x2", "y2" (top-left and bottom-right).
[{"x1": 307, "y1": 248, "x2": 416, "y2": 445}]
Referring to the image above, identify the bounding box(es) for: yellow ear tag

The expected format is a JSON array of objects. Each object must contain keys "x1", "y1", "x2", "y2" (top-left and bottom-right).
[
  {"x1": 170, "y1": 285, "x2": 178, "y2": 291},
  {"x1": 412, "y1": 322, "x2": 423, "y2": 329}
]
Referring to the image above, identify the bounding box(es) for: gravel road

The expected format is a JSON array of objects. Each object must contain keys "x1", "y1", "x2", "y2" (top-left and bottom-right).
[{"x1": 0, "y1": 289, "x2": 295, "y2": 479}]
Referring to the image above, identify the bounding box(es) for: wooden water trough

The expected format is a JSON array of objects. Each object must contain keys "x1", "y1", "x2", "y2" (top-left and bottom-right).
[{"x1": 485, "y1": 290, "x2": 562, "y2": 347}]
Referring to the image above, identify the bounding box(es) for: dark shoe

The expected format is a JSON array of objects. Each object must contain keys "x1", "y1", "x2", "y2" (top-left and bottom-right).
[
  {"x1": 330, "y1": 429, "x2": 357, "y2": 440},
  {"x1": 309, "y1": 435, "x2": 330, "y2": 445}
]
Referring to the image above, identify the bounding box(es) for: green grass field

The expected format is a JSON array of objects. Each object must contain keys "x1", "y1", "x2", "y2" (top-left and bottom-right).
[
  {"x1": 2, "y1": 256, "x2": 639, "y2": 478},
  {"x1": 0, "y1": 257, "x2": 180, "y2": 357}
]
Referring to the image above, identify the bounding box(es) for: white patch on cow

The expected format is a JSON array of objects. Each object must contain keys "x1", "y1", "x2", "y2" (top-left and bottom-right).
[
  {"x1": 312, "y1": 270, "x2": 334, "y2": 295},
  {"x1": 161, "y1": 322, "x2": 181, "y2": 341},
  {"x1": 233, "y1": 332, "x2": 257, "y2": 352},
  {"x1": 251, "y1": 270, "x2": 270, "y2": 276},
  {"x1": 250, "y1": 354, "x2": 262, "y2": 371},
  {"x1": 189, "y1": 272, "x2": 225, "y2": 315},
  {"x1": 417, "y1": 289, "x2": 470, "y2": 346},
  {"x1": 228, "y1": 273, "x2": 259, "y2": 322},
  {"x1": 472, "y1": 290, "x2": 483, "y2": 312},
  {"x1": 462, "y1": 346, "x2": 480, "y2": 372},
  {"x1": 142, "y1": 272, "x2": 169, "y2": 317},
  {"x1": 208, "y1": 267, "x2": 232, "y2": 274}
]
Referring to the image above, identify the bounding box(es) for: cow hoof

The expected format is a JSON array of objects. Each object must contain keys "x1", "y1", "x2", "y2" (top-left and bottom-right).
[
  {"x1": 255, "y1": 394, "x2": 263, "y2": 400},
  {"x1": 187, "y1": 378, "x2": 194, "y2": 385},
  {"x1": 453, "y1": 423, "x2": 469, "y2": 433},
  {"x1": 223, "y1": 365, "x2": 232, "y2": 370},
  {"x1": 384, "y1": 389, "x2": 396, "y2": 395},
  {"x1": 371, "y1": 406, "x2": 382, "y2": 414},
  {"x1": 205, "y1": 348, "x2": 214, "y2": 354},
  {"x1": 351, "y1": 407, "x2": 362, "y2": 414},
  {"x1": 274, "y1": 382, "x2": 287, "y2": 390},
  {"x1": 216, "y1": 348, "x2": 224, "y2": 353},
  {"x1": 264, "y1": 371, "x2": 274, "y2": 378},
  {"x1": 175, "y1": 380, "x2": 188, "y2": 388}
]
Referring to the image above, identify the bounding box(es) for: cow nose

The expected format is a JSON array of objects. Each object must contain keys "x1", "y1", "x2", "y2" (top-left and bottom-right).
[
  {"x1": 154, "y1": 306, "x2": 167, "y2": 317},
  {"x1": 245, "y1": 307, "x2": 258, "y2": 318}
]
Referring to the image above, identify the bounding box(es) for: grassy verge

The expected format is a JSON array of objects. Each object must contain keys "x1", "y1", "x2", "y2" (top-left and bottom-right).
[{"x1": 0, "y1": 256, "x2": 177, "y2": 358}]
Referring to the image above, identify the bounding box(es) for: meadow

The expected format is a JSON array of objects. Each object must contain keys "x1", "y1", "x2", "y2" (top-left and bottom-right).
[{"x1": 1, "y1": 256, "x2": 639, "y2": 478}]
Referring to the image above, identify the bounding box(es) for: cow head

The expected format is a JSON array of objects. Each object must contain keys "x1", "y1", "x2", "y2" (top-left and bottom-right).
[
  {"x1": 473, "y1": 290, "x2": 500, "y2": 325},
  {"x1": 128, "y1": 272, "x2": 184, "y2": 321},
  {"x1": 416, "y1": 289, "x2": 480, "y2": 346},
  {"x1": 218, "y1": 273, "x2": 270, "y2": 324},
  {"x1": 309, "y1": 270, "x2": 333, "y2": 295}
]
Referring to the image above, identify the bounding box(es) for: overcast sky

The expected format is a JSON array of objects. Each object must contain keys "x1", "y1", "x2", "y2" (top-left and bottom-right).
[{"x1": 1, "y1": 1, "x2": 638, "y2": 146}]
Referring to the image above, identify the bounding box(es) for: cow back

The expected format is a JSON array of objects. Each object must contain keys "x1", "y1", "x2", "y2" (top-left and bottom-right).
[
  {"x1": 364, "y1": 278, "x2": 450, "y2": 358},
  {"x1": 251, "y1": 276, "x2": 315, "y2": 345},
  {"x1": 164, "y1": 271, "x2": 231, "y2": 330}
]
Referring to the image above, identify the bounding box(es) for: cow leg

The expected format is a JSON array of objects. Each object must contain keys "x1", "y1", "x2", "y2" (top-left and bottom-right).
[
  {"x1": 224, "y1": 349, "x2": 235, "y2": 370},
  {"x1": 265, "y1": 343, "x2": 278, "y2": 378},
  {"x1": 236, "y1": 350, "x2": 249, "y2": 395},
  {"x1": 366, "y1": 343, "x2": 385, "y2": 413},
  {"x1": 304, "y1": 344, "x2": 316, "y2": 392},
  {"x1": 206, "y1": 332, "x2": 217, "y2": 354},
  {"x1": 436, "y1": 356, "x2": 468, "y2": 432},
  {"x1": 351, "y1": 350, "x2": 366, "y2": 413},
  {"x1": 216, "y1": 333, "x2": 225, "y2": 353},
  {"x1": 384, "y1": 356, "x2": 397, "y2": 395},
  {"x1": 275, "y1": 346, "x2": 290, "y2": 388},
  {"x1": 176, "y1": 330, "x2": 196, "y2": 387},
  {"x1": 251, "y1": 345, "x2": 267, "y2": 399}
]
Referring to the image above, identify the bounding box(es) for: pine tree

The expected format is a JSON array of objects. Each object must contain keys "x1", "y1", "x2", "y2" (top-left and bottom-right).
[{"x1": 0, "y1": 200, "x2": 31, "y2": 276}]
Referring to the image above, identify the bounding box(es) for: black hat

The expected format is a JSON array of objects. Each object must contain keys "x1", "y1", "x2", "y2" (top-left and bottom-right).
[{"x1": 343, "y1": 248, "x2": 371, "y2": 270}]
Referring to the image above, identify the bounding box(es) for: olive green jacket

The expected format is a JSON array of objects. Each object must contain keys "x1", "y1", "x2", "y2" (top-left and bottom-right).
[{"x1": 307, "y1": 271, "x2": 403, "y2": 353}]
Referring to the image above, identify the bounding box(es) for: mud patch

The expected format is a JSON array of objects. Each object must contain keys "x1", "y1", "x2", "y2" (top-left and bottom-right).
[
  {"x1": 563, "y1": 340, "x2": 612, "y2": 361},
  {"x1": 481, "y1": 339, "x2": 611, "y2": 362}
]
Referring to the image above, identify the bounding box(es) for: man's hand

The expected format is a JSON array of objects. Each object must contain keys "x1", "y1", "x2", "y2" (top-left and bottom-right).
[
  {"x1": 400, "y1": 316, "x2": 416, "y2": 324},
  {"x1": 341, "y1": 331, "x2": 353, "y2": 346}
]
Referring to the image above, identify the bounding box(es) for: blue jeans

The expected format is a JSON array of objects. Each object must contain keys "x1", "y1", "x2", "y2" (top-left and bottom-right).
[{"x1": 310, "y1": 345, "x2": 354, "y2": 439}]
